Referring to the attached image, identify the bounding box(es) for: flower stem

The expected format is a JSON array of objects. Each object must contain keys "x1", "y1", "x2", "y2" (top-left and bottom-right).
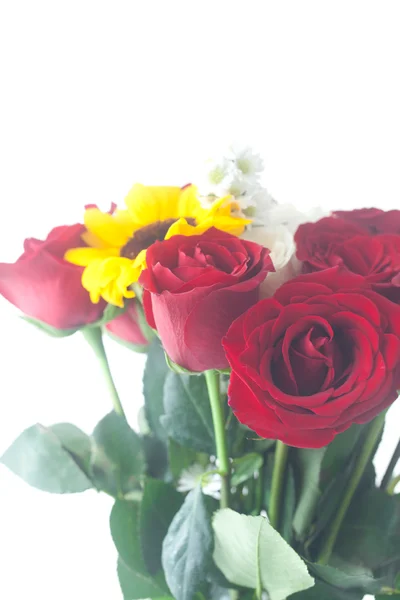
[
  {"x1": 82, "y1": 327, "x2": 126, "y2": 419},
  {"x1": 317, "y1": 412, "x2": 386, "y2": 565},
  {"x1": 387, "y1": 474, "x2": 400, "y2": 496},
  {"x1": 269, "y1": 441, "x2": 289, "y2": 529},
  {"x1": 381, "y1": 438, "x2": 400, "y2": 491},
  {"x1": 205, "y1": 370, "x2": 230, "y2": 509}
]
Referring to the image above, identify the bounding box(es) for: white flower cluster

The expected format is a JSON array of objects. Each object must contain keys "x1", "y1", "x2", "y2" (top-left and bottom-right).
[
  {"x1": 198, "y1": 144, "x2": 328, "y2": 297},
  {"x1": 198, "y1": 144, "x2": 276, "y2": 222}
]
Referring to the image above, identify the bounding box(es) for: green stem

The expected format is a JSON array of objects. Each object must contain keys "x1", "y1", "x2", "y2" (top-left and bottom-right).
[
  {"x1": 381, "y1": 438, "x2": 400, "y2": 491},
  {"x1": 269, "y1": 441, "x2": 289, "y2": 529},
  {"x1": 387, "y1": 474, "x2": 400, "y2": 496},
  {"x1": 205, "y1": 370, "x2": 230, "y2": 509},
  {"x1": 82, "y1": 327, "x2": 126, "y2": 419},
  {"x1": 317, "y1": 412, "x2": 386, "y2": 565}
]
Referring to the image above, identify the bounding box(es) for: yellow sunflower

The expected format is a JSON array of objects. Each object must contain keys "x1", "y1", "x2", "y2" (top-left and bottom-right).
[{"x1": 65, "y1": 184, "x2": 250, "y2": 307}]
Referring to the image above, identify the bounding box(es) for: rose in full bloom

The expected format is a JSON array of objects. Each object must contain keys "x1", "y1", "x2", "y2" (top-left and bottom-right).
[
  {"x1": 302, "y1": 234, "x2": 400, "y2": 303},
  {"x1": 295, "y1": 216, "x2": 366, "y2": 272},
  {"x1": 295, "y1": 214, "x2": 400, "y2": 303},
  {"x1": 140, "y1": 228, "x2": 274, "y2": 372},
  {"x1": 106, "y1": 301, "x2": 151, "y2": 350},
  {"x1": 0, "y1": 224, "x2": 105, "y2": 330},
  {"x1": 223, "y1": 267, "x2": 400, "y2": 448},
  {"x1": 335, "y1": 208, "x2": 400, "y2": 235}
]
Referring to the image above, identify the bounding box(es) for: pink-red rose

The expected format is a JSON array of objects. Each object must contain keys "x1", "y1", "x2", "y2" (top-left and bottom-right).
[
  {"x1": 335, "y1": 208, "x2": 400, "y2": 235},
  {"x1": 0, "y1": 224, "x2": 105, "y2": 330},
  {"x1": 106, "y1": 301, "x2": 150, "y2": 349},
  {"x1": 295, "y1": 216, "x2": 365, "y2": 271},
  {"x1": 223, "y1": 267, "x2": 400, "y2": 448},
  {"x1": 295, "y1": 216, "x2": 400, "y2": 303},
  {"x1": 140, "y1": 228, "x2": 274, "y2": 372}
]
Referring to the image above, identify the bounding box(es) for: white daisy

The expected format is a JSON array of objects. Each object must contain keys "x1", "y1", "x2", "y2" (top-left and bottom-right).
[
  {"x1": 177, "y1": 463, "x2": 221, "y2": 499},
  {"x1": 227, "y1": 143, "x2": 264, "y2": 177}
]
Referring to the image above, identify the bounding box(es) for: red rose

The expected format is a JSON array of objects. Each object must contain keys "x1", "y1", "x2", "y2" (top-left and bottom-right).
[
  {"x1": 295, "y1": 216, "x2": 366, "y2": 271},
  {"x1": 223, "y1": 267, "x2": 400, "y2": 448},
  {"x1": 335, "y1": 208, "x2": 400, "y2": 235},
  {"x1": 0, "y1": 224, "x2": 105, "y2": 330},
  {"x1": 305, "y1": 234, "x2": 400, "y2": 303},
  {"x1": 106, "y1": 301, "x2": 151, "y2": 349},
  {"x1": 139, "y1": 228, "x2": 274, "y2": 372}
]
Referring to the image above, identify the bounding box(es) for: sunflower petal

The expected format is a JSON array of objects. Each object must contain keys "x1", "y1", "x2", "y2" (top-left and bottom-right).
[
  {"x1": 81, "y1": 257, "x2": 139, "y2": 307},
  {"x1": 125, "y1": 184, "x2": 182, "y2": 224},
  {"x1": 177, "y1": 184, "x2": 202, "y2": 216},
  {"x1": 65, "y1": 247, "x2": 120, "y2": 267},
  {"x1": 84, "y1": 208, "x2": 133, "y2": 247},
  {"x1": 165, "y1": 217, "x2": 198, "y2": 239}
]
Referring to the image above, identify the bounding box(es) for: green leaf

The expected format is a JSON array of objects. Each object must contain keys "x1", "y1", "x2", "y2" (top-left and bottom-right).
[
  {"x1": 307, "y1": 562, "x2": 382, "y2": 594},
  {"x1": 91, "y1": 412, "x2": 144, "y2": 497},
  {"x1": 50, "y1": 423, "x2": 92, "y2": 472},
  {"x1": 162, "y1": 485, "x2": 213, "y2": 600},
  {"x1": 281, "y1": 464, "x2": 296, "y2": 544},
  {"x1": 1, "y1": 424, "x2": 92, "y2": 493},
  {"x1": 293, "y1": 448, "x2": 326, "y2": 540},
  {"x1": 168, "y1": 438, "x2": 198, "y2": 481},
  {"x1": 140, "y1": 478, "x2": 183, "y2": 575},
  {"x1": 21, "y1": 316, "x2": 78, "y2": 337},
  {"x1": 161, "y1": 372, "x2": 215, "y2": 454},
  {"x1": 335, "y1": 488, "x2": 400, "y2": 570},
  {"x1": 213, "y1": 509, "x2": 314, "y2": 600},
  {"x1": 291, "y1": 580, "x2": 364, "y2": 599},
  {"x1": 143, "y1": 340, "x2": 169, "y2": 442},
  {"x1": 117, "y1": 557, "x2": 170, "y2": 600},
  {"x1": 231, "y1": 453, "x2": 263, "y2": 487},
  {"x1": 110, "y1": 500, "x2": 169, "y2": 599},
  {"x1": 321, "y1": 424, "x2": 365, "y2": 487},
  {"x1": 209, "y1": 583, "x2": 231, "y2": 600},
  {"x1": 142, "y1": 435, "x2": 169, "y2": 480}
]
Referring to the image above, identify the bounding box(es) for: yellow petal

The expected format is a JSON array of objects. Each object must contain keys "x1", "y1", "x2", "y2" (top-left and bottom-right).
[
  {"x1": 165, "y1": 217, "x2": 199, "y2": 239},
  {"x1": 177, "y1": 184, "x2": 202, "y2": 217},
  {"x1": 81, "y1": 257, "x2": 140, "y2": 307},
  {"x1": 65, "y1": 247, "x2": 120, "y2": 267},
  {"x1": 84, "y1": 207, "x2": 133, "y2": 248},
  {"x1": 133, "y1": 248, "x2": 147, "y2": 270},
  {"x1": 124, "y1": 184, "x2": 182, "y2": 224},
  {"x1": 81, "y1": 230, "x2": 110, "y2": 249}
]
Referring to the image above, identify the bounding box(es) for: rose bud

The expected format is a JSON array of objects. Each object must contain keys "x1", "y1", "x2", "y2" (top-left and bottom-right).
[
  {"x1": 139, "y1": 228, "x2": 274, "y2": 372},
  {"x1": 0, "y1": 224, "x2": 106, "y2": 330},
  {"x1": 223, "y1": 266, "x2": 400, "y2": 448},
  {"x1": 105, "y1": 300, "x2": 152, "y2": 351}
]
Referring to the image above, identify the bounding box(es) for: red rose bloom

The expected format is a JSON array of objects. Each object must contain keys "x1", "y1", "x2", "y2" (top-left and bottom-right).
[
  {"x1": 335, "y1": 208, "x2": 400, "y2": 235},
  {"x1": 140, "y1": 228, "x2": 273, "y2": 372},
  {"x1": 295, "y1": 216, "x2": 366, "y2": 271},
  {"x1": 0, "y1": 224, "x2": 105, "y2": 330},
  {"x1": 106, "y1": 301, "x2": 150, "y2": 349},
  {"x1": 322, "y1": 234, "x2": 400, "y2": 303},
  {"x1": 295, "y1": 214, "x2": 400, "y2": 303},
  {"x1": 223, "y1": 267, "x2": 400, "y2": 448}
]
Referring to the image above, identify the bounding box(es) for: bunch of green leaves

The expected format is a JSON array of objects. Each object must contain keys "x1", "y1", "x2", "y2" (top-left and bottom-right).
[{"x1": 2, "y1": 339, "x2": 400, "y2": 599}]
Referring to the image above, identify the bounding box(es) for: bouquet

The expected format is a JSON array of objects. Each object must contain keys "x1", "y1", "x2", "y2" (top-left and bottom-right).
[{"x1": 1, "y1": 145, "x2": 400, "y2": 600}]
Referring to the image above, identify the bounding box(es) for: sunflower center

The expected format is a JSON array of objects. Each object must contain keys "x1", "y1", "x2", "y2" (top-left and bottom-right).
[{"x1": 121, "y1": 218, "x2": 197, "y2": 259}]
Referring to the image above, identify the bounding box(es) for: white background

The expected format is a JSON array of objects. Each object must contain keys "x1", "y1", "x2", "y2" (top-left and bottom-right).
[{"x1": 1, "y1": 2, "x2": 400, "y2": 598}]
